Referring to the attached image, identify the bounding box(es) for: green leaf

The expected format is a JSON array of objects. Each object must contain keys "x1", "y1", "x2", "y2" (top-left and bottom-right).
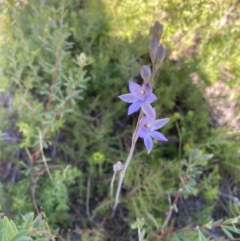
[
  {"x1": 221, "y1": 226, "x2": 234, "y2": 240},
  {"x1": 10, "y1": 220, "x2": 19, "y2": 235},
  {"x1": 141, "y1": 229, "x2": 146, "y2": 239},
  {"x1": 32, "y1": 214, "x2": 42, "y2": 228},
  {"x1": 10, "y1": 230, "x2": 28, "y2": 241},
  {"x1": 173, "y1": 204, "x2": 178, "y2": 213},
  {"x1": 18, "y1": 237, "x2": 33, "y2": 241},
  {"x1": 200, "y1": 154, "x2": 213, "y2": 162},
  {"x1": 174, "y1": 233, "x2": 181, "y2": 241},
  {"x1": 3, "y1": 216, "x2": 9, "y2": 231},
  {"x1": 197, "y1": 226, "x2": 207, "y2": 241},
  {"x1": 4, "y1": 219, "x2": 17, "y2": 238},
  {"x1": 212, "y1": 219, "x2": 223, "y2": 225},
  {"x1": 183, "y1": 159, "x2": 188, "y2": 166},
  {"x1": 173, "y1": 233, "x2": 191, "y2": 241},
  {"x1": 224, "y1": 225, "x2": 240, "y2": 234},
  {"x1": 205, "y1": 220, "x2": 213, "y2": 229},
  {"x1": 0, "y1": 230, "x2": 4, "y2": 240},
  {"x1": 24, "y1": 213, "x2": 34, "y2": 230},
  {"x1": 223, "y1": 216, "x2": 240, "y2": 224},
  {"x1": 130, "y1": 222, "x2": 138, "y2": 229},
  {"x1": 189, "y1": 149, "x2": 200, "y2": 162}
]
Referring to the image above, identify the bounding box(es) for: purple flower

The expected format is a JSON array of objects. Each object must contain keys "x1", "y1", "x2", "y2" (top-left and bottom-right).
[
  {"x1": 118, "y1": 81, "x2": 157, "y2": 117},
  {"x1": 138, "y1": 113, "x2": 169, "y2": 154}
]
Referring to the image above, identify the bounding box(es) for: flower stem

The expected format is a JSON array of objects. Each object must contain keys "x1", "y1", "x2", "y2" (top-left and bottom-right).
[
  {"x1": 110, "y1": 171, "x2": 117, "y2": 199},
  {"x1": 112, "y1": 111, "x2": 143, "y2": 215},
  {"x1": 138, "y1": 226, "x2": 142, "y2": 241}
]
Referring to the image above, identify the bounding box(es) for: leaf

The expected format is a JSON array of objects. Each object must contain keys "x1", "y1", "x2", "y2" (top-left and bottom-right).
[
  {"x1": 32, "y1": 214, "x2": 42, "y2": 228},
  {"x1": 183, "y1": 159, "x2": 188, "y2": 166},
  {"x1": 130, "y1": 222, "x2": 138, "y2": 229},
  {"x1": 0, "y1": 230, "x2": 4, "y2": 240},
  {"x1": 223, "y1": 216, "x2": 240, "y2": 224},
  {"x1": 173, "y1": 204, "x2": 178, "y2": 213},
  {"x1": 221, "y1": 226, "x2": 234, "y2": 240},
  {"x1": 173, "y1": 233, "x2": 191, "y2": 241},
  {"x1": 10, "y1": 220, "x2": 19, "y2": 235},
  {"x1": 173, "y1": 233, "x2": 181, "y2": 241},
  {"x1": 3, "y1": 216, "x2": 9, "y2": 231},
  {"x1": 189, "y1": 149, "x2": 200, "y2": 163},
  {"x1": 10, "y1": 230, "x2": 28, "y2": 241},
  {"x1": 205, "y1": 220, "x2": 213, "y2": 229},
  {"x1": 21, "y1": 213, "x2": 32, "y2": 222},
  {"x1": 18, "y1": 237, "x2": 33, "y2": 241},
  {"x1": 224, "y1": 225, "x2": 240, "y2": 234},
  {"x1": 24, "y1": 213, "x2": 34, "y2": 230},
  {"x1": 200, "y1": 154, "x2": 213, "y2": 162},
  {"x1": 3, "y1": 216, "x2": 12, "y2": 239},
  {"x1": 231, "y1": 217, "x2": 240, "y2": 224},
  {"x1": 212, "y1": 219, "x2": 223, "y2": 225},
  {"x1": 141, "y1": 229, "x2": 146, "y2": 239},
  {"x1": 196, "y1": 226, "x2": 207, "y2": 241}
]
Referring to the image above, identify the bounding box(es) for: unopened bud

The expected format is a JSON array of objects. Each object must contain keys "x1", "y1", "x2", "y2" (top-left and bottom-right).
[
  {"x1": 156, "y1": 45, "x2": 166, "y2": 69},
  {"x1": 76, "y1": 53, "x2": 88, "y2": 67},
  {"x1": 150, "y1": 21, "x2": 163, "y2": 42},
  {"x1": 113, "y1": 161, "x2": 123, "y2": 172},
  {"x1": 149, "y1": 36, "x2": 158, "y2": 64},
  {"x1": 140, "y1": 65, "x2": 151, "y2": 80}
]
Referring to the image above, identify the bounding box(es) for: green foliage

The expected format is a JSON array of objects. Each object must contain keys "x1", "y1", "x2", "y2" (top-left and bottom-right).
[
  {"x1": 0, "y1": 211, "x2": 52, "y2": 241},
  {"x1": 2, "y1": 0, "x2": 90, "y2": 148},
  {"x1": 0, "y1": 165, "x2": 82, "y2": 227},
  {"x1": 0, "y1": 0, "x2": 240, "y2": 240},
  {"x1": 131, "y1": 218, "x2": 147, "y2": 241},
  {"x1": 37, "y1": 166, "x2": 82, "y2": 226}
]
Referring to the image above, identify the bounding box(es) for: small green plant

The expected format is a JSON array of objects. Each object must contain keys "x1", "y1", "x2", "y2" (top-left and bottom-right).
[
  {"x1": 131, "y1": 218, "x2": 147, "y2": 241},
  {"x1": 0, "y1": 206, "x2": 54, "y2": 241}
]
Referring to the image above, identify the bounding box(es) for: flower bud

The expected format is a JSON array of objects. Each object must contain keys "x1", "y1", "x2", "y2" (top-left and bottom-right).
[
  {"x1": 150, "y1": 21, "x2": 163, "y2": 42},
  {"x1": 140, "y1": 65, "x2": 151, "y2": 80},
  {"x1": 156, "y1": 45, "x2": 166, "y2": 69},
  {"x1": 149, "y1": 36, "x2": 158, "y2": 64},
  {"x1": 113, "y1": 161, "x2": 123, "y2": 172}
]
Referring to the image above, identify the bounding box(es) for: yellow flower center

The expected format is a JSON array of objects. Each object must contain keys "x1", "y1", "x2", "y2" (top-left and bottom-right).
[
  {"x1": 144, "y1": 123, "x2": 151, "y2": 128},
  {"x1": 139, "y1": 89, "x2": 145, "y2": 95}
]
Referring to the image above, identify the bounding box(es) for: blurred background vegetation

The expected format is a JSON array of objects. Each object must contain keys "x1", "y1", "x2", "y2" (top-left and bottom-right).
[{"x1": 0, "y1": 0, "x2": 240, "y2": 240}]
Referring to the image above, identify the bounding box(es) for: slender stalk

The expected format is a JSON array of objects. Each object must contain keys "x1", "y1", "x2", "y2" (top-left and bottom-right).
[
  {"x1": 161, "y1": 168, "x2": 190, "y2": 233},
  {"x1": 112, "y1": 138, "x2": 137, "y2": 213},
  {"x1": 138, "y1": 226, "x2": 141, "y2": 241},
  {"x1": 112, "y1": 111, "x2": 143, "y2": 214},
  {"x1": 38, "y1": 129, "x2": 52, "y2": 180},
  {"x1": 86, "y1": 176, "x2": 91, "y2": 218},
  {"x1": 110, "y1": 171, "x2": 117, "y2": 199}
]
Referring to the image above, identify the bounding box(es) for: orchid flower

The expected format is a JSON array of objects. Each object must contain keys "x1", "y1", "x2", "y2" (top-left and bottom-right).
[
  {"x1": 138, "y1": 110, "x2": 169, "y2": 153},
  {"x1": 118, "y1": 81, "x2": 157, "y2": 118}
]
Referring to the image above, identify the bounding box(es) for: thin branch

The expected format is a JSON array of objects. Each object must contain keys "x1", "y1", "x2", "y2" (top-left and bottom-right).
[
  {"x1": 32, "y1": 165, "x2": 63, "y2": 215},
  {"x1": 161, "y1": 171, "x2": 189, "y2": 232}
]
